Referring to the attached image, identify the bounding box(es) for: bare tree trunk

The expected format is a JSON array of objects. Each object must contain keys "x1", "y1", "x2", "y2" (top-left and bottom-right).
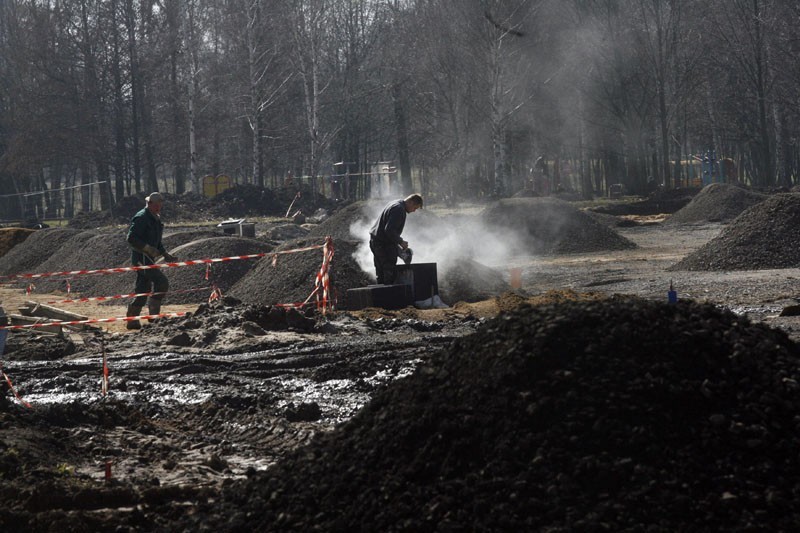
[
  {"x1": 773, "y1": 101, "x2": 786, "y2": 186},
  {"x1": 490, "y1": 38, "x2": 507, "y2": 196},
  {"x1": 125, "y1": 0, "x2": 142, "y2": 193},
  {"x1": 167, "y1": 0, "x2": 186, "y2": 194},
  {"x1": 186, "y1": 0, "x2": 200, "y2": 194},
  {"x1": 246, "y1": 0, "x2": 264, "y2": 187},
  {"x1": 752, "y1": 0, "x2": 772, "y2": 185},
  {"x1": 392, "y1": 83, "x2": 412, "y2": 194},
  {"x1": 291, "y1": 1, "x2": 338, "y2": 197},
  {"x1": 111, "y1": 0, "x2": 127, "y2": 199}
]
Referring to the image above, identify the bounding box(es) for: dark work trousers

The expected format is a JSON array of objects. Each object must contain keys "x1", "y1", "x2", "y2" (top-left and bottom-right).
[
  {"x1": 370, "y1": 238, "x2": 399, "y2": 284},
  {"x1": 132, "y1": 267, "x2": 169, "y2": 309}
]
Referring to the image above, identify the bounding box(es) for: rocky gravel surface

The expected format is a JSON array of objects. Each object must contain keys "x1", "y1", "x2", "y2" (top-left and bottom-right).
[
  {"x1": 665, "y1": 182, "x2": 767, "y2": 224},
  {"x1": 481, "y1": 197, "x2": 637, "y2": 255},
  {"x1": 671, "y1": 193, "x2": 800, "y2": 271}
]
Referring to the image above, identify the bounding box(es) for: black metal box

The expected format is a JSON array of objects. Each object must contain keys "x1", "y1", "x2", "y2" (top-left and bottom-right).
[
  {"x1": 346, "y1": 284, "x2": 414, "y2": 311},
  {"x1": 396, "y1": 263, "x2": 439, "y2": 301}
]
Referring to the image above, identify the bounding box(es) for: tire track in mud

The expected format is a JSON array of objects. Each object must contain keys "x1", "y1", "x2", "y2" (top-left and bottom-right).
[{"x1": 3, "y1": 326, "x2": 469, "y2": 498}]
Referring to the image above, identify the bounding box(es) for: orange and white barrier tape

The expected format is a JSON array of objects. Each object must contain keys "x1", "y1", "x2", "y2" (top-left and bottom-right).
[
  {"x1": 2, "y1": 370, "x2": 32, "y2": 408},
  {"x1": 0, "y1": 243, "x2": 327, "y2": 281},
  {"x1": 313, "y1": 236, "x2": 335, "y2": 314},
  {"x1": 208, "y1": 284, "x2": 223, "y2": 303},
  {"x1": 44, "y1": 286, "x2": 210, "y2": 305},
  {"x1": 0, "y1": 311, "x2": 189, "y2": 330}
]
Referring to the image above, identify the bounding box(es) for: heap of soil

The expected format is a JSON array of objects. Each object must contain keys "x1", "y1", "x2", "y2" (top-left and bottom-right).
[
  {"x1": 32, "y1": 232, "x2": 129, "y2": 294},
  {"x1": 670, "y1": 193, "x2": 800, "y2": 271},
  {"x1": 306, "y1": 201, "x2": 375, "y2": 241},
  {"x1": 164, "y1": 237, "x2": 273, "y2": 304},
  {"x1": 481, "y1": 198, "x2": 636, "y2": 254},
  {"x1": 439, "y1": 259, "x2": 509, "y2": 303},
  {"x1": 67, "y1": 186, "x2": 337, "y2": 228},
  {"x1": 0, "y1": 228, "x2": 83, "y2": 276},
  {"x1": 176, "y1": 297, "x2": 800, "y2": 531},
  {"x1": 229, "y1": 237, "x2": 371, "y2": 307},
  {"x1": 10, "y1": 228, "x2": 253, "y2": 301},
  {"x1": 589, "y1": 187, "x2": 698, "y2": 216},
  {"x1": 0, "y1": 228, "x2": 36, "y2": 258},
  {"x1": 72, "y1": 235, "x2": 270, "y2": 304},
  {"x1": 162, "y1": 229, "x2": 222, "y2": 249},
  {"x1": 665, "y1": 183, "x2": 766, "y2": 224}
]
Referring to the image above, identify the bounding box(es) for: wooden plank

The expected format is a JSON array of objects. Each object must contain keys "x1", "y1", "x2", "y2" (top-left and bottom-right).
[
  {"x1": 23, "y1": 300, "x2": 88, "y2": 322},
  {"x1": 8, "y1": 314, "x2": 63, "y2": 335}
]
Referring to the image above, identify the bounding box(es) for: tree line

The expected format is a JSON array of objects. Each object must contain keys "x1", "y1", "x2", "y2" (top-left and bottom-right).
[{"x1": 1, "y1": 0, "x2": 799, "y2": 217}]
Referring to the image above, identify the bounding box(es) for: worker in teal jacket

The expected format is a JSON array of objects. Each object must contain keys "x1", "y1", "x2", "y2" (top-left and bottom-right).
[{"x1": 125, "y1": 192, "x2": 177, "y2": 330}]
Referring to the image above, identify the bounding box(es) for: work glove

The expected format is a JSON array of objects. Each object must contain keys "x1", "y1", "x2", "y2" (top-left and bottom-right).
[
  {"x1": 162, "y1": 252, "x2": 178, "y2": 263},
  {"x1": 142, "y1": 244, "x2": 162, "y2": 260}
]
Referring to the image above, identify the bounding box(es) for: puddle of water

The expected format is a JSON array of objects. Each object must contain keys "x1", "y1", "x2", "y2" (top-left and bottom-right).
[
  {"x1": 724, "y1": 304, "x2": 784, "y2": 316},
  {"x1": 274, "y1": 359, "x2": 421, "y2": 423},
  {"x1": 22, "y1": 381, "x2": 214, "y2": 406}
]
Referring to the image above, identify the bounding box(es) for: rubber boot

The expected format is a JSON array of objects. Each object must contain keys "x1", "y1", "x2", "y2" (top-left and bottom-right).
[
  {"x1": 126, "y1": 303, "x2": 143, "y2": 330},
  {"x1": 148, "y1": 299, "x2": 162, "y2": 323}
]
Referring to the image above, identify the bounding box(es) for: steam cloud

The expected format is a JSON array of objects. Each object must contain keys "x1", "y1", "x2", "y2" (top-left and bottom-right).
[{"x1": 349, "y1": 200, "x2": 524, "y2": 283}]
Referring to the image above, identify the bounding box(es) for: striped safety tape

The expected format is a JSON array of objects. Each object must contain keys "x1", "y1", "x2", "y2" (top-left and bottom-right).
[
  {"x1": 0, "y1": 242, "x2": 327, "y2": 281},
  {"x1": 0, "y1": 311, "x2": 189, "y2": 330}
]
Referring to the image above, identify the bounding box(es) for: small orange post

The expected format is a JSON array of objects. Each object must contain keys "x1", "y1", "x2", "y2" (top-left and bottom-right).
[{"x1": 509, "y1": 267, "x2": 522, "y2": 289}]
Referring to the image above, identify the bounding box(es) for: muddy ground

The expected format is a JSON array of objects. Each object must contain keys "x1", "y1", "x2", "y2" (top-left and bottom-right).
[{"x1": 3, "y1": 197, "x2": 800, "y2": 530}]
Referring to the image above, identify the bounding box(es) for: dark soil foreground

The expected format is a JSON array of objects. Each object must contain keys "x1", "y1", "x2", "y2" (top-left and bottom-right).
[{"x1": 2, "y1": 296, "x2": 800, "y2": 531}]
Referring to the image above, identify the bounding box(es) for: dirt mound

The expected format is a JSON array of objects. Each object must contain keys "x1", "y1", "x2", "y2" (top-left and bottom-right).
[
  {"x1": 306, "y1": 201, "x2": 375, "y2": 241},
  {"x1": 67, "y1": 186, "x2": 337, "y2": 228},
  {"x1": 670, "y1": 193, "x2": 800, "y2": 271},
  {"x1": 229, "y1": 237, "x2": 370, "y2": 307},
  {"x1": 16, "y1": 228, "x2": 250, "y2": 301},
  {"x1": 70, "y1": 235, "x2": 271, "y2": 304},
  {"x1": 31, "y1": 232, "x2": 128, "y2": 294},
  {"x1": 0, "y1": 227, "x2": 35, "y2": 258},
  {"x1": 164, "y1": 237, "x2": 273, "y2": 304},
  {"x1": 665, "y1": 183, "x2": 766, "y2": 224},
  {"x1": 480, "y1": 197, "x2": 636, "y2": 254},
  {"x1": 162, "y1": 229, "x2": 222, "y2": 249},
  {"x1": 588, "y1": 188, "x2": 698, "y2": 217},
  {"x1": 179, "y1": 297, "x2": 800, "y2": 531},
  {"x1": 0, "y1": 228, "x2": 83, "y2": 276},
  {"x1": 209, "y1": 184, "x2": 335, "y2": 219},
  {"x1": 439, "y1": 259, "x2": 509, "y2": 303}
]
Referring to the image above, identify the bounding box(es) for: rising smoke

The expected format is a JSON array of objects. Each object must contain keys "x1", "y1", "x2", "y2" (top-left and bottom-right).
[{"x1": 348, "y1": 200, "x2": 525, "y2": 283}]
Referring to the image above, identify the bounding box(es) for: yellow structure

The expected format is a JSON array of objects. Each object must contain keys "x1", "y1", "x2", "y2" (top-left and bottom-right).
[{"x1": 203, "y1": 174, "x2": 232, "y2": 197}]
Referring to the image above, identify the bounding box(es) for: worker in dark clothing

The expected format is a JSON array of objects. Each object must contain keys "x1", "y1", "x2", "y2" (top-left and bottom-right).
[
  {"x1": 369, "y1": 193, "x2": 423, "y2": 284},
  {"x1": 125, "y1": 192, "x2": 178, "y2": 330}
]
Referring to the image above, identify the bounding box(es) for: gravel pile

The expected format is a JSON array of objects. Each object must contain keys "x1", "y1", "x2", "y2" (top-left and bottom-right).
[
  {"x1": 162, "y1": 229, "x2": 224, "y2": 249},
  {"x1": 588, "y1": 187, "x2": 698, "y2": 216},
  {"x1": 165, "y1": 237, "x2": 273, "y2": 304},
  {"x1": 481, "y1": 198, "x2": 636, "y2": 254},
  {"x1": 666, "y1": 183, "x2": 767, "y2": 224},
  {"x1": 670, "y1": 193, "x2": 800, "y2": 271},
  {"x1": 229, "y1": 237, "x2": 370, "y2": 308},
  {"x1": 34, "y1": 232, "x2": 129, "y2": 294},
  {"x1": 0, "y1": 228, "x2": 83, "y2": 276},
  {"x1": 306, "y1": 201, "x2": 375, "y2": 241},
  {"x1": 176, "y1": 297, "x2": 800, "y2": 531},
  {"x1": 439, "y1": 259, "x2": 510, "y2": 303},
  {"x1": 0, "y1": 228, "x2": 35, "y2": 258},
  {"x1": 0, "y1": 227, "x2": 259, "y2": 302},
  {"x1": 75, "y1": 236, "x2": 271, "y2": 304},
  {"x1": 67, "y1": 186, "x2": 337, "y2": 228}
]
